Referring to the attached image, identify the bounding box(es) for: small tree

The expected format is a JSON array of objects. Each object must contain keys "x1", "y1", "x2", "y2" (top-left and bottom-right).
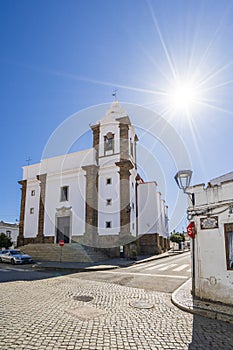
[
  {"x1": 170, "y1": 232, "x2": 185, "y2": 244},
  {"x1": 0, "y1": 232, "x2": 13, "y2": 249}
]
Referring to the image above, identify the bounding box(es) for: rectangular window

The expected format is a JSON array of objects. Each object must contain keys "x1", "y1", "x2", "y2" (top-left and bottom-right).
[
  {"x1": 6, "y1": 230, "x2": 11, "y2": 238},
  {"x1": 106, "y1": 178, "x2": 112, "y2": 185},
  {"x1": 60, "y1": 186, "x2": 69, "y2": 202},
  {"x1": 30, "y1": 208, "x2": 34, "y2": 214},
  {"x1": 225, "y1": 224, "x2": 233, "y2": 270},
  {"x1": 31, "y1": 190, "x2": 35, "y2": 196},
  {"x1": 106, "y1": 199, "x2": 112, "y2": 206},
  {"x1": 106, "y1": 221, "x2": 112, "y2": 228}
]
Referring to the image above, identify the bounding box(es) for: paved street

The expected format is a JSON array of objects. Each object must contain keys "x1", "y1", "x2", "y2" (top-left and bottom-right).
[
  {"x1": 0, "y1": 264, "x2": 65, "y2": 282},
  {"x1": 1, "y1": 258, "x2": 233, "y2": 350},
  {"x1": 73, "y1": 252, "x2": 192, "y2": 293}
]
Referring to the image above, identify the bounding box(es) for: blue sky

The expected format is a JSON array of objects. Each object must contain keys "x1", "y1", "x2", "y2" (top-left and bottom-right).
[{"x1": 1, "y1": 0, "x2": 233, "y2": 230}]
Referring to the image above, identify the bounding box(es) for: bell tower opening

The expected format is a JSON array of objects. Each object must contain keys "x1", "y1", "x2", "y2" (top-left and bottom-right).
[{"x1": 104, "y1": 132, "x2": 114, "y2": 155}]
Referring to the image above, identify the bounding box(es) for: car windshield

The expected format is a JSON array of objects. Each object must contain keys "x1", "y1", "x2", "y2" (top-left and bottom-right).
[{"x1": 10, "y1": 251, "x2": 22, "y2": 255}]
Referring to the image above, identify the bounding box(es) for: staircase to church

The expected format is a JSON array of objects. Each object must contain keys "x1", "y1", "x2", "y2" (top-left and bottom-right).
[{"x1": 20, "y1": 243, "x2": 109, "y2": 262}]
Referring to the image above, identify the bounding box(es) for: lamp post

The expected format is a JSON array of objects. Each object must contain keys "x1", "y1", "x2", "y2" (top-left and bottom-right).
[
  {"x1": 174, "y1": 170, "x2": 195, "y2": 205},
  {"x1": 174, "y1": 170, "x2": 196, "y2": 296}
]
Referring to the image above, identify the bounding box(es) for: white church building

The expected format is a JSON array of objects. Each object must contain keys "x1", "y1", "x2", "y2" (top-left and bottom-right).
[{"x1": 18, "y1": 101, "x2": 169, "y2": 257}]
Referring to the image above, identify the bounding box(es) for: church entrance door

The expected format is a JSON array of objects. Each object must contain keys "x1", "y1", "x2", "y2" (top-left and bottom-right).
[{"x1": 56, "y1": 216, "x2": 70, "y2": 243}]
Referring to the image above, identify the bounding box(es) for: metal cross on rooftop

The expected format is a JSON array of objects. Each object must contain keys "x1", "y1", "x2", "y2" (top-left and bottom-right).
[
  {"x1": 26, "y1": 156, "x2": 32, "y2": 165},
  {"x1": 112, "y1": 88, "x2": 118, "y2": 100}
]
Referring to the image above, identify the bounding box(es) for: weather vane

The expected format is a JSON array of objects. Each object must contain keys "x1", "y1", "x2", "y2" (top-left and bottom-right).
[{"x1": 112, "y1": 88, "x2": 118, "y2": 100}]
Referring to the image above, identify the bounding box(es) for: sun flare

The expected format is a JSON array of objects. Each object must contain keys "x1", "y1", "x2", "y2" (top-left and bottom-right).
[{"x1": 167, "y1": 80, "x2": 199, "y2": 112}]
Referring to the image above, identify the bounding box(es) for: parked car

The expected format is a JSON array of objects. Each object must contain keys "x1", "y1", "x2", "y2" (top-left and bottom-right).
[
  {"x1": 0, "y1": 250, "x2": 33, "y2": 264},
  {"x1": 0, "y1": 249, "x2": 10, "y2": 259}
]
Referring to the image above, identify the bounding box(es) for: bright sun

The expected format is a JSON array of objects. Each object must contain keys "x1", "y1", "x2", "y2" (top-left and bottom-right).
[{"x1": 168, "y1": 80, "x2": 199, "y2": 112}]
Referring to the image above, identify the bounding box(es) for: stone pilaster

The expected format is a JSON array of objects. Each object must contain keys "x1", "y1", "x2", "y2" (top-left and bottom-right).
[
  {"x1": 91, "y1": 124, "x2": 100, "y2": 162},
  {"x1": 115, "y1": 160, "x2": 133, "y2": 237},
  {"x1": 17, "y1": 180, "x2": 27, "y2": 247},
  {"x1": 138, "y1": 233, "x2": 162, "y2": 255},
  {"x1": 82, "y1": 165, "x2": 99, "y2": 246},
  {"x1": 36, "y1": 174, "x2": 47, "y2": 243},
  {"x1": 118, "y1": 122, "x2": 129, "y2": 161}
]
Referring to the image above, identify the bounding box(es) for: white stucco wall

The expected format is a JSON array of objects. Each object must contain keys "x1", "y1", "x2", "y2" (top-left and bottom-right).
[
  {"x1": 138, "y1": 182, "x2": 159, "y2": 235},
  {"x1": 23, "y1": 150, "x2": 93, "y2": 240},
  {"x1": 24, "y1": 179, "x2": 40, "y2": 238},
  {"x1": 189, "y1": 180, "x2": 233, "y2": 305},
  {"x1": 98, "y1": 122, "x2": 120, "y2": 158},
  {"x1": 156, "y1": 192, "x2": 163, "y2": 236},
  {"x1": 44, "y1": 169, "x2": 86, "y2": 238},
  {"x1": 98, "y1": 166, "x2": 120, "y2": 235},
  {"x1": 129, "y1": 168, "x2": 137, "y2": 237}
]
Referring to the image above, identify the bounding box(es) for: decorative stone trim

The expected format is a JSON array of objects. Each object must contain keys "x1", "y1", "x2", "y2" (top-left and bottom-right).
[
  {"x1": 36, "y1": 174, "x2": 47, "y2": 243},
  {"x1": 138, "y1": 233, "x2": 162, "y2": 255},
  {"x1": 118, "y1": 122, "x2": 129, "y2": 161},
  {"x1": 91, "y1": 124, "x2": 100, "y2": 161},
  {"x1": 23, "y1": 236, "x2": 54, "y2": 245},
  {"x1": 115, "y1": 160, "x2": 133, "y2": 237},
  {"x1": 17, "y1": 180, "x2": 27, "y2": 247},
  {"x1": 55, "y1": 206, "x2": 72, "y2": 244},
  {"x1": 82, "y1": 165, "x2": 99, "y2": 246}
]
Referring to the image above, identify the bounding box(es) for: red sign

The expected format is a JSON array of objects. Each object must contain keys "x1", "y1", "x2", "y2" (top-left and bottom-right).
[
  {"x1": 59, "y1": 240, "x2": 65, "y2": 247},
  {"x1": 187, "y1": 221, "x2": 195, "y2": 239}
]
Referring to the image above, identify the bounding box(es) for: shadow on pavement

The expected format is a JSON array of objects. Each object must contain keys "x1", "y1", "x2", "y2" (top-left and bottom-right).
[
  {"x1": 188, "y1": 314, "x2": 233, "y2": 350},
  {"x1": 0, "y1": 263, "x2": 72, "y2": 283}
]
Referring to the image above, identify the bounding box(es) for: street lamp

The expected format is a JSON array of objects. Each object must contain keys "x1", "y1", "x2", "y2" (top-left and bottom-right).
[
  {"x1": 174, "y1": 169, "x2": 196, "y2": 296},
  {"x1": 174, "y1": 170, "x2": 195, "y2": 205}
]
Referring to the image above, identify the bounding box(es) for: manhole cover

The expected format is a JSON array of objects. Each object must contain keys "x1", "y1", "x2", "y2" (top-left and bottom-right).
[
  {"x1": 130, "y1": 300, "x2": 154, "y2": 309},
  {"x1": 73, "y1": 295, "x2": 93, "y2": 302}
]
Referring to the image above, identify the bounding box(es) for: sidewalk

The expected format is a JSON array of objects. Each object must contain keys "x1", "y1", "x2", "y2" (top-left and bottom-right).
[{"x1": 172, "y1": 278, "x2": 233, "y2": 324}]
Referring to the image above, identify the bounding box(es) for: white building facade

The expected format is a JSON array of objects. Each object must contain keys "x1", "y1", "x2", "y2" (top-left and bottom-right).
[
  {"x1": 18, "y1": 101, "x2": 169, "y2": 256},
  {"x1": 188, "y1": 172, "x2": 233, "y2": 305},
  {"x1": 0, "y1": 221, "x2": 19, "y2": 247}
]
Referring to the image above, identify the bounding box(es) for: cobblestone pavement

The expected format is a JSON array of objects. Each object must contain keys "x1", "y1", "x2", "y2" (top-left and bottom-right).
[
  {"x1": 172, "y1": 278, "x2": 233, "y2": 324},
  {"x1": 1, "y1": 276, "x2": 233, "y2": 350}
]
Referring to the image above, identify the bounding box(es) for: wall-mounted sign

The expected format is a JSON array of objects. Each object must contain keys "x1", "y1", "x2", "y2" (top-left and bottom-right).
[{"x1": 200, "y1": 216, "x2": 218, "y2": 230}]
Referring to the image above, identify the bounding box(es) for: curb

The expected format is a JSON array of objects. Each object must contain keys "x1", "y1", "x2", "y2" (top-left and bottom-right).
[
  {"x1": 171, "y1": 279, "x2": 233, "y2": 324},
  {"x1": 32, "y1": 264, "x2": 120, "y2": 273}
]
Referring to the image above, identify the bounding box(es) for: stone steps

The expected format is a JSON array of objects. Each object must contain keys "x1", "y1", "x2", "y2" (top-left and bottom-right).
[{"x1": 20, "y1": 243, "x2": 109, "y2": 262}]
